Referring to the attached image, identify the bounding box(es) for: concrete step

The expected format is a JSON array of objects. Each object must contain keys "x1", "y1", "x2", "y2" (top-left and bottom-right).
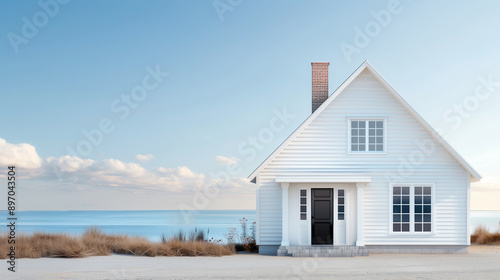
[
  {"x1": 293, "y1": 252, "x2": 355, "y2": 257},
  {"x1": 285, "y1": 249, "x2": 367, "y2": 253},
  {"x1": 278, "y1": 245, "x2": 368, "y2": 257}
]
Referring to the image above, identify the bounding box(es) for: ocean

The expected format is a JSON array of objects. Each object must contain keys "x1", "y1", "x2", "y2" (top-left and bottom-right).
[
  {"x1": 1, "y1": 210, "x2": 498, "y2": 242},
  {"x1": 0, "y1": 210, "x2": 256, "y2": 242}
]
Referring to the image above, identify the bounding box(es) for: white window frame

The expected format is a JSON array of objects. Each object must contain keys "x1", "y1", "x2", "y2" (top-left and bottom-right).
[
  {"x1": 337, "y1": 188, "x2": 345, "y2": 221},
  {"x1": 388, "y1": 183, "x2": 436, "y2": 235},
  {"x1": 299, "y1": 188, "x2": 307, "y2": 221},
  {"x1": 347, "y1": 118, "x2": 387, "y2": 154}
]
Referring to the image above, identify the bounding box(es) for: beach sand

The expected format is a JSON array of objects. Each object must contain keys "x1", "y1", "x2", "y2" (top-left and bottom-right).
[{"x1": 2, "y1": 245, "x2": 499, "y2": 279}]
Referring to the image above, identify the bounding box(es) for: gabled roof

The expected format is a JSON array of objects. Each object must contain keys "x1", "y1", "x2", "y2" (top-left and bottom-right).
[{"x1": 248, "y1": 61, "x2": 482, "y2": 182}]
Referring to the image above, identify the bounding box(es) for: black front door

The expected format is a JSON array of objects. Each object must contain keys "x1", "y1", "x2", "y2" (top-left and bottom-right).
[{"x1": 311, "y1": 188, "x2": 333, "y2": 245}]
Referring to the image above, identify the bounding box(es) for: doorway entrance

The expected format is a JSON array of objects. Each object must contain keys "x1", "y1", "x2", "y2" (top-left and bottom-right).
[{"x1": 311, "y1": 188, "x2": 333, "y2": 245}]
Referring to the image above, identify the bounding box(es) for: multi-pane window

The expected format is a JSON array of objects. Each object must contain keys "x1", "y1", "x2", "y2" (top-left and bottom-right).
[
  {"x1": 300, "y1": 189, "x2": 307, "y2": 220},
  {"x1": 338, "y1": 189, "x2": 345, "y2": 220},
  {"x1": 414, "y1": 186, "x2": 432, "y2": 232},
  {"x1": 391, "y1": 184, "x2": 433, "y2": 233},
  {"x1": 350, "y1": 120, "x2": 384, "y2": 152},
  {"x1": 392, "y1": 186, "x2": 410, "y2": 232},
  {"x1": 350, "y1": 121, "x2": 366, "y2": 151}
]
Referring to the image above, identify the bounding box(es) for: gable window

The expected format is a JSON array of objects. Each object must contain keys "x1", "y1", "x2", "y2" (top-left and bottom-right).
[
  {"x1": 391, "y1": 184, "x2": 434, "y2": 233},
  {"x1": 300, "y1": 189, "x2": 307, "y2": 220},
  {"x1": 349, "y1": 120, "x2": 385, "y2": 152}
]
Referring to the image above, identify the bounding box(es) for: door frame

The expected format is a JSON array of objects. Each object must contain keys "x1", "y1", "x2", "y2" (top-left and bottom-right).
[{"x1": 311, "y1": 188, "x2": 334, "y2": 245}]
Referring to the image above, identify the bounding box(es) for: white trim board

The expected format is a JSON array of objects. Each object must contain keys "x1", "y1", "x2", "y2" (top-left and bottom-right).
[
  {"x1": 248, "y1": 61, "x2": 481, "y2": 182},
  {"x1": 276, "y1": 176, "x2": 371, "y2": 183}
]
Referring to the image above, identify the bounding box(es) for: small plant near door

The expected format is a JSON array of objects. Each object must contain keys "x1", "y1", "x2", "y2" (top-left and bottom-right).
[
  {"x1": 239, "y1": 217, "x2": 249, "y2": 243},
  {"x1": 224, "y1": 217, "x2": 258, "y2": 253},
  {"x1": 242, "y1": 219, "x2": 258, "y2": 253},
  {"x1": 223, "y1": 227, "x2": 238, "y2": 244}
]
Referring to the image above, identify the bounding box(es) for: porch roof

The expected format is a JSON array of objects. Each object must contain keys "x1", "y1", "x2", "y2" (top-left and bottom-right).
[{"x1": 275, "y1": 175, "x2": 371, "y2": 183}]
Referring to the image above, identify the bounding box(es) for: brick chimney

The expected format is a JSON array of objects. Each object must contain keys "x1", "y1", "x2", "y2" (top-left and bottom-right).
[{"x1": 311, "y1": 62, "x2": 330, "y2": 113}]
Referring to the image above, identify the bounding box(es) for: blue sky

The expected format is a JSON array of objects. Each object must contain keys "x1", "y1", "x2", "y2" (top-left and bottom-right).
[{"x1": 0, "y1": 0, "x2": 499, "y2": 210}]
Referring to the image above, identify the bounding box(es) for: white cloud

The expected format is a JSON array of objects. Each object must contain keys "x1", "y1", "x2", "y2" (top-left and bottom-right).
[
  {"x1": 0, "y1": 138, "x2": 255, "y2": 203},
  {"x1": 156, "y1": 166, "x2": 197, "y2": 178},
  {"x1": 215, "y1": 155, "x2": 240, "y2": 165},
  {"x1": 0, "y1": 138, "x2": 42, "y2": 169},
  {"x1": 155, "y1": 166, "x2": 168, "y2": 173},
  {"x1": 46, "y1": 155, "x2": 94, "y2": 173},
  {"x1": 135, "y1": 154, "x2": 154, "y2": 162},
  {"x1": 43, "y1": 155, "x2": 251, "y2": 193}
]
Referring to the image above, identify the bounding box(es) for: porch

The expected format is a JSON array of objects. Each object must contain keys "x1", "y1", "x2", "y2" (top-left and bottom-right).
[{"x1": 277, "y1": 175, "x2": 371, "y2": 252}]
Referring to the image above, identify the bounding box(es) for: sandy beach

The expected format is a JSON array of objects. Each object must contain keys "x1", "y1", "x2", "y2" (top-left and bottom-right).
[{"x1": 1, "y1": 245, "x2": 499, "y2": 279}]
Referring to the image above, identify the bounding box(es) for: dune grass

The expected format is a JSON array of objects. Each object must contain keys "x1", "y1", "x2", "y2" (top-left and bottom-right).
[
  {"x1": 0, "y1": 227, "x2": 235, "y2": 259},
  {"x1": 471, "y1": 225, "x2": 500, "y2": 245}
]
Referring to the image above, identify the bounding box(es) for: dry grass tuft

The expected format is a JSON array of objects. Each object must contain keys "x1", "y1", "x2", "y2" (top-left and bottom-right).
[
  {"x1": 0, "y1": 227, "x2": 235, "y2": 259},
  {"x1": 157, "y1": 239, "x2": 235, "y2": 256},
  {"x1": 111, "y1": 235, "x2": 157, "y2": 257},
  {"x1": 47, "y1": 234, "x2": 88, "y2": 258},
  {"x1": 471, "y1": 225, "x2": 500, "y2": 245}
]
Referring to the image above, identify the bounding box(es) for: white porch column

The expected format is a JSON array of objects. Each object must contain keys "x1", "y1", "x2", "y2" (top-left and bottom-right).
[
  {"x1": 280, "y1": 182, "x2": 290, "y2": 246},
  {"x1": 356, "y1": 182, "x2": 365, "y2": 246}
]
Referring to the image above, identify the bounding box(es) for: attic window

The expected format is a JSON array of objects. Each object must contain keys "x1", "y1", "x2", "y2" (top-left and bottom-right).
[{"x1": 348, "y1": 119, "x2": 386, "y2": 153}]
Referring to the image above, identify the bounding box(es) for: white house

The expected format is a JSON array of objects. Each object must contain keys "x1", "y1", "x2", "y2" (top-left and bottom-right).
[{"x1": 248, "y1": 61, "x2": 481, "y2": 257}]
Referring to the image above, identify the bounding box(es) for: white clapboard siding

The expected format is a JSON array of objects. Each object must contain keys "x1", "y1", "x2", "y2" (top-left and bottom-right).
[{"x1": 257, "y1": 69, "x2": 469, "y2": 246}]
